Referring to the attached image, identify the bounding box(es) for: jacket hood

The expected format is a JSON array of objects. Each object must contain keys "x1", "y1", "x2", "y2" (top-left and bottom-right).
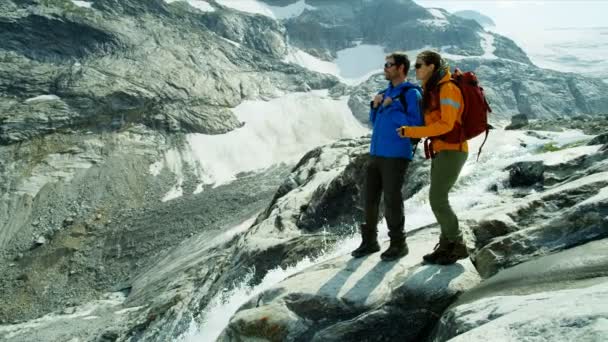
[{"x1": 437, "y1": 69, "x2": 453, "y2": 85}]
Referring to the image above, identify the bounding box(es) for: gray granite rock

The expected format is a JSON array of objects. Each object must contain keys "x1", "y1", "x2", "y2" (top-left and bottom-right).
[
  {"x1": 219, "y1": 227, "x2": 481, "y2": 342},
  {"x1": 432, "y1": 239, "x2": 608, "y2": 341}
]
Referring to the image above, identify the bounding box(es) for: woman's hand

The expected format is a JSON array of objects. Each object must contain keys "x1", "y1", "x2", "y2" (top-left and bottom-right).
[{"x1": 396, "y1": 126, "x2": 409, "y2": 138}]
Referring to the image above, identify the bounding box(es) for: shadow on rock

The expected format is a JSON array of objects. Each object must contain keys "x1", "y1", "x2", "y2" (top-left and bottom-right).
[
  {"x1": 218, "y1": 228, "x2": 480, "y2": 342},
  {"x1": 311, "y1": 263, "x2": 467, "y2": 342},
  {"x1": 341, "y1": 258, "x2": 400, "y2": 303}
]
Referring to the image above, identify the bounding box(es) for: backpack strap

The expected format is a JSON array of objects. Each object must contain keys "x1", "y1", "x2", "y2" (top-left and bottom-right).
[
  {"x1": 423, "y1": 138, "x2": 436, "y2": 159},
  {"x1": 370, "y1": 89, "x2": 384, "y2": 110},
  {"x1": 476, "y1": 124, "x2": 493, "y2": 161}
]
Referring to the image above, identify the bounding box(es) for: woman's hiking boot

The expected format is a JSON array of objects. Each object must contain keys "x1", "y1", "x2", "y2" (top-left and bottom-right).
[
  {"x1": 380, "y1": 237, "x2": 408, "y2": 261},
  {"x1": 351, "y1": 224, "x2": 380, "y2": 258},
  {"x1": 423, "y1": 237, "x2": 468, "y2": 265}
]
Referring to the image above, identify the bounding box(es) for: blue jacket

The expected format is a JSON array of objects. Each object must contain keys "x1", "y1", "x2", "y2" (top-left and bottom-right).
[{"x1": 369, "y1": 81, "x2": 423, "y2": 159}]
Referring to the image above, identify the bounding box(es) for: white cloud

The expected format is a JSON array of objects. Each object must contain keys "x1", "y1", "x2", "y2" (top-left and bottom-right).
[{"x1": 495, "y1": 1, "x2": 517, "y2": 9}]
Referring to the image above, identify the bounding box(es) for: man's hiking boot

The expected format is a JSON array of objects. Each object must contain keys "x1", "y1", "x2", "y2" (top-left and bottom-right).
[
  {"x1": 351, "y1": 224, "x2": 380, "y2": 258},
  {"x1": 351, "y1": 239, "x2": 380, "y2": 258},
  {"x1": 423, "y1": 237, "x2": 468, "y2": 265},
  {"x1": 380, "y1": 238, "x2": 408, "y2": 261}
]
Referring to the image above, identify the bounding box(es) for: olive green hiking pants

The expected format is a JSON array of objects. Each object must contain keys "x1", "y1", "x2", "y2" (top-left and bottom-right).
[{"x1": 429, "y1": 150, "x2": 468, "y2": 241}]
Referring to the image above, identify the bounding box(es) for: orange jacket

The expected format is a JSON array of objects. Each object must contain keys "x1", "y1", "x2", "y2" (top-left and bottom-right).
[{"x1": 404, "y1": 70, "x2": 468, "y2": 153}]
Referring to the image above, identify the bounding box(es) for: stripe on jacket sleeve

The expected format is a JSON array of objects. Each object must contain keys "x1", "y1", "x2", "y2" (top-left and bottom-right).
[{"x1": 440, "y1": 98, "x2": 461, "y2": 109}]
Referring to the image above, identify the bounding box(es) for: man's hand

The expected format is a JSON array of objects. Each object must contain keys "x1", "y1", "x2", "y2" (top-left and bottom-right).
[
  {"x1": 382, "y1": 97, "x2": 393, "y2": 107},
  {"x1": 372, "y1": 94, "x2": 383, "y2": 108},
  {"x1": 396, "y1": 126, "x2": 408, "y2": 138}
]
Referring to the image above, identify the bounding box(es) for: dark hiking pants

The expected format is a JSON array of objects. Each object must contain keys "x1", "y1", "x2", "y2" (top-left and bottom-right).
[
  {"x1": 364, "y1": 156, "x2": 410, "y2": 240},
  {"x1": 429, "y1": 150, "x2": 468, "y2": 241}
]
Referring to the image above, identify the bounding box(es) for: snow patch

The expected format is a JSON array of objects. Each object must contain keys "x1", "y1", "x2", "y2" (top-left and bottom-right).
[
  {"x1": 0, "y1": 292, "x2": 126, "y2": 339},
  {"x1": 148, "y1": 161, "x2": 163, "y2": 176},
  {"x1": 419, "y1": 8, "x2": 449, "y2": 27},
  {"x1": 193, "y1": 183, "x2": 205, "y2": 195},
  {"x1": 152, "y1": 90, "x2": 367, "y2": 200},
  {"x1": 215, "y1": 0, "x2": 314, "y2": 19},
  {"x1": 283, "y1": 48, "x2": 339, "y2": 77},
  {"x1": 479, "y1": 32, "x2": 498, "y2": 59},
  {"x1": 418, "y1": 18, "x2": 449, "y2": 27},
  {"x1": 186, "y1": 90, "x2": 366, "y2": 186},
  {"x1": 335, "y1": 44, "x2": 386, "y2": 82},
  {"x1": 162, "y1": 184, "x2": 184, "y2": 202},
  {"x1": 24, "y1": 95, "x2": 61, "y2": 103},
  {"x1": 220, "y1": 36, "x2": 241, "y2": 47},
  {"x1": 156, "y1": 147, "x2": 213, "y2": 202},
  {"x1": 405, "y1": 32, "x2": 500, "y2": 62},
  {"x1": 113, "y1": 306, "x2": 144, "y2": 315},
  {"x1": 284, "y1": 44, "x2": 386, "y2": 85},
  {"x1": 165, "y1": 0, "x2": 215, "y2": 12},
  {"x1": 525, "y1": 145, "x2": 600, "y2": 166},
  {"x1": 71, "y1": 1, "x2": 93, "y2": 8},
  {"x1": 417, "y1": 8, "x2": 450, "y2": 27},
  {"x1": 428, "y1": 8, "x2": 447, "y2": 20}
]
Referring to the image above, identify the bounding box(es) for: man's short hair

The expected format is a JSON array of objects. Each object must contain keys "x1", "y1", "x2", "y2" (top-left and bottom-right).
[{"x1": 386, "y1": 52, "x2": 410, "y2": 74}]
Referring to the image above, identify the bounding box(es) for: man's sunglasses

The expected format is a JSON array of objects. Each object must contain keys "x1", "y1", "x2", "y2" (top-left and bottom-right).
[{"x1": 414, "y1": 63, "x2": 424, "y2": 69}]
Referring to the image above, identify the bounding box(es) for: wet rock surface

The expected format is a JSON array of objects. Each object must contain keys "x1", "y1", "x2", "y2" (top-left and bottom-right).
[
  {"x1": 219, "y1": 227, "x2": 481, "y2": 342},
  {"x1": 432, "y1": 239, "x2": 608, "y2": 342}
]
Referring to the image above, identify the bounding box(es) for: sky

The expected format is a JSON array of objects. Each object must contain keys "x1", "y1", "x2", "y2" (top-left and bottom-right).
[{"x1": 414, "y1": 1, "x2": 608, "y2": 31}]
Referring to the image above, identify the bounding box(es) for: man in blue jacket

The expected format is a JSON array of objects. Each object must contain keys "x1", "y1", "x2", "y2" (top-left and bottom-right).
[{"x1": 351, "y1": 52, "x2": 423, "y2": 261}]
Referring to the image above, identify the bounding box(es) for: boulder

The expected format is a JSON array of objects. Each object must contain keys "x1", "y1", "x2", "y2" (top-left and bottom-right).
[
  {"x1": 505, "y1": 113, "x2": 529, "y2": 130},
  {"x1": 468, "y1": 219, "x2": 519, "y2": 250},
  {"x1": 432, "y1": 239, "x2": 608, "y2": 341},
  {"x1": 219, "y1": 227, "x2": 481, "y2": 342},
  {"x1": 471, "y1": 171, "x2": 608, "y2": 278},
  {"x1": 506, "y1": 161, "x2": 544, "y2": 187},
  {"x1": 588, "y1": 132, "x2": 608, "y2": 146}
]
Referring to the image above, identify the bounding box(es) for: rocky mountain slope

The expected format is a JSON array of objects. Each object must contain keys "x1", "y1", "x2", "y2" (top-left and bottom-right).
[
  {"x1": 0, "y1": 0, "x2": 337, "y2": 145},
  {"x1": 453, "y1": 10, "x2": 495, "y2": 28},
  {"x1": 219, "y1": 121, "x2": 608, "y2": 341}
]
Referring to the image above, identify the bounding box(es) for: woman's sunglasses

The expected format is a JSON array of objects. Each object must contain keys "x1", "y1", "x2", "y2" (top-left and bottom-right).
[{"x1": 414, "y1": 63, "x2": 424, "y2": 69}]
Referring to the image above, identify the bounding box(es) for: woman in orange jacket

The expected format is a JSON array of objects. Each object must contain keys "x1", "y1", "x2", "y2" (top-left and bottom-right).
[{"x1": 397, "y1": 50, "x2": 469, "y2": 265}]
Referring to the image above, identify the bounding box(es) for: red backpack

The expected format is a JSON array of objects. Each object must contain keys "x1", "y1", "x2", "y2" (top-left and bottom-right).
[{"x1": 438, "y1": 68, "x2": 492, "y2": 160}]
